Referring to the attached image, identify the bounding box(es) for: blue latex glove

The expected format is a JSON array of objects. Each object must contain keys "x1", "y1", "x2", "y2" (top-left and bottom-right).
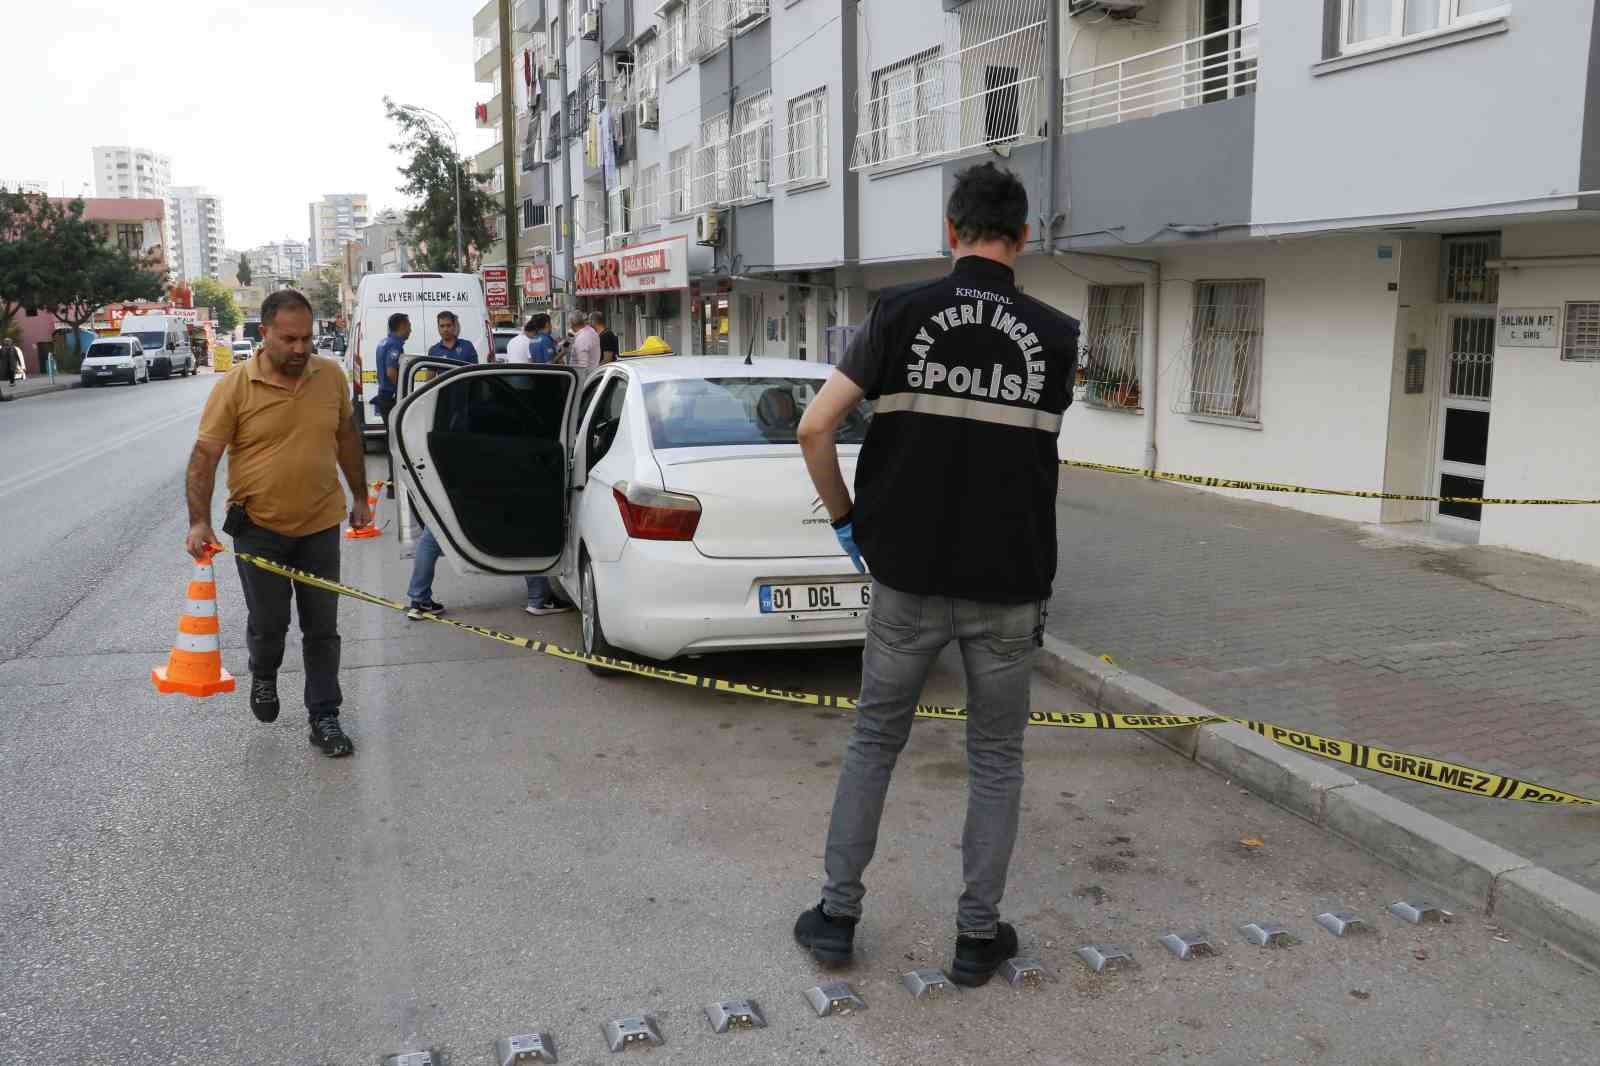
[{"x1": 834, "y1": 519, "x2": 866, "y2": 574}]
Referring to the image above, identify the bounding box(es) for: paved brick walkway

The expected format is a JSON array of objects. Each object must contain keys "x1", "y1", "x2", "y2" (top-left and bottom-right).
[{"x1": 1048, "y1": 467, "x2": 1600, "y2": 892}]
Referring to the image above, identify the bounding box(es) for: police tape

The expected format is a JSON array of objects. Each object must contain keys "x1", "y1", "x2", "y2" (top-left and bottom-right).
[
  {"x1": 1061, "y1": 458, "x2": 1600, "y2": 506},
  {"x1": 228, "y1": 550, "x2": 1600, "y2": 808}
]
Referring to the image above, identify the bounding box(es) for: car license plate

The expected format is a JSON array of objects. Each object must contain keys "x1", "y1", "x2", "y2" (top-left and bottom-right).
[
  {"x1": 760, "y1": 580, "x2": 871, "y2": 614},
  {"x1": 96, "y1": 368, "x2": 112, "y2": 374}
]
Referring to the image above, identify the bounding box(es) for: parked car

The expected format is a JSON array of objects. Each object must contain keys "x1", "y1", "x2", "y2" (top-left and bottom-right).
[
  {"x1": 79, "y1": 337, "x2": 150, "y2": 386},
  {"x1": 231, "y1": 340, "x2": 254, "y2": 361},
  {"x1": 392, "y1": 356, "x2": 873, "y2": 664},
  {"x1": 120, "y1": 313, "x2": 196, "y2": 379},
  {"x1": 492, "y1": 327, "x2": 521, "y2": 361}
]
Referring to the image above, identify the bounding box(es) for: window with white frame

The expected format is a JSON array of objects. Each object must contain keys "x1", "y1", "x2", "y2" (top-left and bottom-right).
[
  {"x1": 1079, "y1": 285, "x2": 1143, "y2": 410},
  {"x1": 634, "y1": 35, "x2": 660, "y2": 101},
  {"x1": 1563, "y1": 302, "x2": 1600, "y2": 363},
  {"x1": 784, "y1": 87, "x2": 828, "y2": 186},
  {"x1": 663, "y1": 5, "x2": 687, "y2": 73},
  {"x1": 607, "y1": 186, "x2": 632, "y2": 237},
  {"x1": 637, "y1": 164, "x2": 661, "y2": 228},
  {"x1": 1188, "y1": 280, "x2": 1264, "y2": 422},
  {"x1": 668, "y1": 146, "x2": 691, "y2": 216},
  {"x1": 870, "y1": 48, "x2": 943, "y2": 166},
  {"x1": 692, "y1": 112, "x2": 730, "y2": 208},
  {"x1": 1342, "y1": 0, "x2": 1507, "y2": 51},
  {"x1": 729, "y1": 91, "x2": 773, "y2": 200}
]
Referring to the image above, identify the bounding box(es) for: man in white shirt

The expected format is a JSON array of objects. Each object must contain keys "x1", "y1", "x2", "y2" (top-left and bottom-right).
[
  {"x1": 569, "y1": 312, "x2": 601, "y2": 369},
  {"x1": 504, "y1": 317, "x2": 537, "y2": 364}
]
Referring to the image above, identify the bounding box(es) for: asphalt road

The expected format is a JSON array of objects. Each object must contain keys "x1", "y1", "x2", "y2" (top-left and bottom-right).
[{"x1": 3, "y1": 378, "x2": 1598, "y2": 1065}]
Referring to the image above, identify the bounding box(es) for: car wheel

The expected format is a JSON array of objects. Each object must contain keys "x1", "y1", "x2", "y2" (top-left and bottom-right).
[{"x1": 581, "y1": 553, "x2": 624, "y2": 678}]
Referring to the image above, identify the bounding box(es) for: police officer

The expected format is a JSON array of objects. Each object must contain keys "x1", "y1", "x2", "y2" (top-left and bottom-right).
[{"x1": 792, "y1": 162, "x2": 1078, "y2": 985}]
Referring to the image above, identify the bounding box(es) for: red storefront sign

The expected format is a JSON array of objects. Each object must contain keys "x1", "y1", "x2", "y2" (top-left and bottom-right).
[
  {"x1": 573, "y1": 235, "x2": 688, "y2": 296},
  {"x1": 522, "y1": 262, "x2": 550, "y2": 299}
]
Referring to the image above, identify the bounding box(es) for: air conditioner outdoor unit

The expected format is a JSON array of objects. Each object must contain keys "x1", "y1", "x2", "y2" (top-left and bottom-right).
[
  {"x1": 637, "y1": 95, "x2": 660, "y2": 130},
  {"x1": 581, "y1": 10, "x2": 600, "y2": 39},
  {"x1": 1067, "y1": 0, "x2": 1147, "y2": 16},
  {"x1": 696, "y1": 210, "x2": 721, "y2": 246},
  {"x1": 540, "y1": 55, "x2": 560, "y2": 79}
]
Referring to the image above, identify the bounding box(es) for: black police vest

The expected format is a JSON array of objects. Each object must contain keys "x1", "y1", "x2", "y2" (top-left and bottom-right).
[{"x1": 851, "y1": 257, "x2": 1078, "y2": 604}]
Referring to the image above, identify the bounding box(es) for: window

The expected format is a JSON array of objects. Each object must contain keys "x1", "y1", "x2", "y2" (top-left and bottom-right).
[
  {"x1": 693, "y1": 113, "x2": 730, "y2": 208},
  {"x1": 114, "y1": 223, "x2": 144, "y2": 254},
  {"x1": 1079, "y1": 285, "x2": 1143, "y2": 410},
  {"x1": 522, "y1": 197, "x2": 548, "y2": 229},
  {"x1": 607, "y1": 186, "x2": 632, "y2": 236},
  {"x1": 637, "y1": 164, "x2": 661, "y2": 227},
  {"x1": 1342, "y1": 0, "x2": 1507, "y2": 51},
  {"x1": 554, "y1": 203, "x2": 565, "y2": 251},
  {"x1": 668, "y1": 147, "x2": 691, "y2": 217},
  {"x1": 643, "y1": 377, "x2": 871, "y2": 449},
  {"x1": 870, "y1": 48, "x2": 942, "y2": 166},
  {"x1": 729, "y1": 91, "x2": 772, "y2": 200},
  {"x1": 784, "y1": 87, "x2": 828, "y2": 186},
  {"x1": 1562, "y1": 302, "x2": 1600, "y2": 363},
  {"x1": 1188, "y1": 280, "x2": 1264, "y2": 422},
  {"x1": 664, "y1": 4, "x2": 688, "y2": 73},
  {"x1": 1440, "y1": 234, "x2": 1499, "y2": 304},
  {"x1": 585, "y1": 376, "x2": 629, "y2": 469}
]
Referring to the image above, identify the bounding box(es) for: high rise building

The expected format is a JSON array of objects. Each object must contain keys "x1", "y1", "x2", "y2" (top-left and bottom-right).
[
  {"x1": 0, "y1": 178, "x2": 50, "y2": 194},
  {"x1": 91, "y1": 146, "x2": 173, "y2": 201},
  {"x1": 307, "y1": 194, "x2": 370, "y2": 265},
  {"x1": 246, "y1": 239, "x2": 310, "y2": 286},
  {"x1": 167, "y1": 186, "x2": 226, "y2": 281}
]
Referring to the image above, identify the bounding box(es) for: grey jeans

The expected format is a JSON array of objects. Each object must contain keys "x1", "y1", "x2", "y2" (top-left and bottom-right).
[{"x1": 821, "y1": 580, "x2": 1043, "y2": 934}]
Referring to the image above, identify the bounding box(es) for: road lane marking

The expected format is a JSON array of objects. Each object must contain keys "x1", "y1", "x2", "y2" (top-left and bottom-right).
[{"x1": 0, "y1": 405, "x2": 203, "y2": 500}]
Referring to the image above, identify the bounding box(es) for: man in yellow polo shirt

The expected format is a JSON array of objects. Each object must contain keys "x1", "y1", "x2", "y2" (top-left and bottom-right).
[{"x1": 184, "y1": 289, "x2": 372, "y2": 757}]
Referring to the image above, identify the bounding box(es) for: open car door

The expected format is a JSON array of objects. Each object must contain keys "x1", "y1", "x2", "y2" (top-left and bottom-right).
[{"x1": 393, "y1": 363, "x2": 581, "y2": 577}]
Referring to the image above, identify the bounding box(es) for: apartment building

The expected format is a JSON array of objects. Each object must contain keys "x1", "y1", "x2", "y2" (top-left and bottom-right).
[
  {"x1": 516, "y1": 0, "x2": 1600, "y2": 568},
  {"x1": 1, "y1": 178, "x2": 50, "y2": 194},
  {"x1": 246, "y1": 239, "x2": 310, "y2": 286},
  {"x1": 91, "y1": 146, "x2": 172, "y2": 201},
  {"x1": 308, "y1": 194, "x2": 370, "y2": 265},
  {"x1": 167, "y1": 186, "x2": 226, "y2": 281}
]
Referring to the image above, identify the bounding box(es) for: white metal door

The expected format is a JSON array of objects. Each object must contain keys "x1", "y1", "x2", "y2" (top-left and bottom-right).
[{"x1": 1432, "y1": 313, "x2": 1495, "y2": 536}]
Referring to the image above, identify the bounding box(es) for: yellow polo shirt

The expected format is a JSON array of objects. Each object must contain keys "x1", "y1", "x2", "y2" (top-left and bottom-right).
[{"x1": 197, "y1": 355, "x2": 353, "y2": 536}]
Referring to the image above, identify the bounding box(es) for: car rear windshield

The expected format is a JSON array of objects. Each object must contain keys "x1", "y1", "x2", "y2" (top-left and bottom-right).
[
  {"x1": 129, "y1": 331, "x2": 165, "y2": 350},
  {"x1": 494, "y1": 334, "x2": 513, "y2": 354},
  {"x1": 87, "y1": 342, "x2": 128, "y2": 358},
  {"x1": 643, "y1": 377, "x2": 870, "y2": 449}
]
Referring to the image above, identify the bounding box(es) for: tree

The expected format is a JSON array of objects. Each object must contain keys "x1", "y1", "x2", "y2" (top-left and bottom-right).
[
  {"x1": 0, "y1": 191, "x2": 68, "y2": 338},
  {"x1": 306, "y1": 264, "x2": 342, "y2": 320},
  {"x1": 236, "y1": 253, "x2": 252, "y2": 286},
  {"x1": 385, "y1": 97, "x2": 496, "y2": 272},
  {"x1": 193, "y1": 277, "x2": 241, "y2": 333},
  {"x1": 44, "y1": 200, "x2": 164, "y2": 369}
]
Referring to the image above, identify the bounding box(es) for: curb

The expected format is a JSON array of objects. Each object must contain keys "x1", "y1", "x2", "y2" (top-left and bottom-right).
[
  {"x1": 6, "y1": 380, "x2": 81, "y2": 400},
  {"x1": 1036, "y1": 634, "x2": 1600, "y2": 972}
]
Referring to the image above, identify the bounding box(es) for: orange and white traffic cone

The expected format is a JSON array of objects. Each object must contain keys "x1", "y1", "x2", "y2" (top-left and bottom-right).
[
  {"x1": 152, "y1": 549, "x2": 236, "y2": 697},
  {"x1": 345, "y1": 480, "x2": 384, "y2": 540}
]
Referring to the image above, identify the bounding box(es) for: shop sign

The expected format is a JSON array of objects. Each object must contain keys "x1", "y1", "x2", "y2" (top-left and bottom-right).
[
  {"x1": 1497, "y1": 307, "x2": 1559, "y2": 348},
  {"x1": 482, "y1": 265, "x2": 510, "y2": 309},
  {"x1": 574, "y1": 235, "x2": 688, "y2": 296},
  {"x1": 522, "y1": 261, "x2": 550, "y2": 299}
]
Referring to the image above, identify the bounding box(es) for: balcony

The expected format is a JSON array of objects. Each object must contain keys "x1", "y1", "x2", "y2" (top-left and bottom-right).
[
  {"x1": 512, "y1": 0, "x2": 542, "y2": 34},
  {"x1": 475, "y1": 25, "x2": 500, "y2": 83},
  {"x1": 475, "y1": 143, "x2": 504, "y2": 174},
  {"x1": 477, "y1": 94, "x2": 504, "y2": 130},
  {"x1": 1062, "y1": 22, "x2": 1259, "y2": 132},
  {"x1": 687, "y1": 0, "x2": 729, "y2": 61}
]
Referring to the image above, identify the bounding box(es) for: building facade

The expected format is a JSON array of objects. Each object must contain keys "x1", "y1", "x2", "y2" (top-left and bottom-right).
[
  {"x1": 1, "y1": 178, "x2": 51, "y2": 195},
  {"x1": 308, "y1": 194, "x2": 370, "y2": 265},
  {"x1": 91, "y1": 146, "x2": 172, "y2": 201},
  {"x1": 167, "y1": 186, "x2": 226, "y2": 281},
  {"x1": 511, "y1": 0, "x2": 1600, "y2": 568},
  {"x1": 246, "y1": 239, "x2": 310, "y2": 288}
]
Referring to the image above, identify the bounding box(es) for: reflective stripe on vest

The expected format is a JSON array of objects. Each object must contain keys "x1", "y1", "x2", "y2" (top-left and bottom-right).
[{"x1": 874, "y1": 392, "x2": 1064, "y2": 433}]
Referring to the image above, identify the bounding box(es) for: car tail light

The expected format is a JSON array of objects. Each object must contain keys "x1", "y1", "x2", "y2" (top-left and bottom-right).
[{"x1": 613, "y1": 481, "x2": 701, "y2": 541}]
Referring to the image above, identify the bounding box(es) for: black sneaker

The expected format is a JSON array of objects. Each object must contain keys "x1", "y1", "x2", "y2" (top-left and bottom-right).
[
  {"x1": 406, "y1": 599, "x2": 445, "y2": 621},
  {"x1": 309, "y1": 716, "x2": 355, "y2": 757},
  {"x1": 793, "y1": 901, "x2": 857, "y2": 966},
  {"x1": 249, "y1": 674, "x2": 280, "y2": 723},
  {"x1": 949, "y1": 922, "x2": 1019, "y2": 987}
]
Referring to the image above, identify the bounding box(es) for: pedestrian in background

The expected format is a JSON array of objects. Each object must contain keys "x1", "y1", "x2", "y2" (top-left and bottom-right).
[
  {"x1": 528, "y1": 314, "x2": 557, "y2": 364},
  {"x1": 184, "y1": 288, "x2": 372, "y2": 758},
  {"x1": 429, "y1": 310, "x2": 479, "y2": 364},
  {"x1": 592, "y1": 310, "x2": 619, "y2": 365},
  {"x1": 0, "y1": 335, "x2": 20, "y2": 401},
  {"x1": 373, "y1": 312, "x2": 410, "y2": 426},
  {"x1": 791, "y1": 163, "x2": 1079, "y2": 984},
  {"x1": 504, "y1": 316, "x2": 538, "y2": 364},
  {"x1": 569, "y1": 311, "x2": 601, "y2": 370}
]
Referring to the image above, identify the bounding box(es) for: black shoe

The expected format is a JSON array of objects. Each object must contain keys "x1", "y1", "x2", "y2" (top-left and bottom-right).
[
  {"x1": 949, "y1": 922, "x2": 1019, "y2": 987},
  {"x1": 249, "y1": 674, "x2": 280, "y2": 723},
  {"x1": 794, "y1": 901, "x2": 857, "y2": 966},
  {"x1": 406, "y1": 599, "x2": 445, "y2": 621},
  {"x1": 309, "y1": 716, "x2": 355, "y2": 757}
]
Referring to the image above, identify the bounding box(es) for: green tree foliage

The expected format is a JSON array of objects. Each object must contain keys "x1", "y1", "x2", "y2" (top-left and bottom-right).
[
  {"x1": 45, "y1": 199, "x2": 165, "y2": 369},
  {"x1": 385, "y1": 97, "x2": 496, "y2": 272},
  {"x1": 306, "y1": 264, "x2": 343, "y2": 320},
  {"x1": 0, "y1": 192, "x2": 68, "y2": 337},
  {"x1": 236, "y1": 253, "x2": 252, "y2": 286},
  {"x1": 192, "y1": 277, "x2": 241, "y2": 333}
]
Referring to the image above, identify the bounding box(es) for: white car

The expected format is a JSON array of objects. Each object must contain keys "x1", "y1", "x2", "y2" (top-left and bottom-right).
[
  {"x1": 231, "y1": 340, "x2": 254, "y2": 360},
  {"x1": 392, "y1": 356, "x2": 873, "y2": 663},
  {"x1": 79, "y1": 337, "x2": 150, "y2": 386}
]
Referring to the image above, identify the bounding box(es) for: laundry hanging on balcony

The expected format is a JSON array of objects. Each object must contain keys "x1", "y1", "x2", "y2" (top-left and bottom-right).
[{"x1": 600, "y1": 108, "x2": 620, "y2": 192}]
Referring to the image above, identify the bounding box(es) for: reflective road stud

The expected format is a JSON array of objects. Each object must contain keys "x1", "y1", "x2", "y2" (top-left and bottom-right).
[
  {"x1": 1390, "y1": 900, "x2": 1454, "y2": 925},
  {"x1": 705, "y1": 998, "x2": 767, "y2": 1033},
  {"x1": 804, "y1": 981, "x2": 866, "y2": 1017},
  {"x1": 380, "y1": 1052, "x2": 438, "y2": 1066},
  {"x1": 1159, "y1": 931, "x2": 1217, "y2": 960},
  {"x1": 901, "y1": 968, "x2": 954, "y2": 1000},
  {"x1": 999, "y1": 958, "x2": 1058, "y2": 987},
  {"x1": 602, "y1": 1015, "x2": 663, "y2": 1053},
  {"x1": 1316, "y1": 911, "x2": 1369, "y2": 937},
  {"x1": 151, "y1": 550, "x2": 236, "y2": 697},
  {"x1": 1239, "y1": 922, "x2": 1295, "y2": 947},
  {"x1": 496, "y1": 1032, "x2": 558, "y2": 1063},
  {"x1": 1076, "y1": 945, "x2": 1135, "y2": 973}
]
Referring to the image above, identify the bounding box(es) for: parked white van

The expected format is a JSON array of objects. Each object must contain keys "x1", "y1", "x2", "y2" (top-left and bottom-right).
[
  {"x1": 347, "y1": 272, "x2": 490, "y2": 444},
  {"x1": 120, "y1": 314, "x2": 196, "y2": 379}
]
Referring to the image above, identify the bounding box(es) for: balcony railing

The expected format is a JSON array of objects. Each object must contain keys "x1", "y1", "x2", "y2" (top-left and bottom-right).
[
  {"x1": 1062, "y1": 22, "x2": 1260, "y2": 133},
  {"x1": 688, "y1": 0, "x2": 730, "y2": 61}
]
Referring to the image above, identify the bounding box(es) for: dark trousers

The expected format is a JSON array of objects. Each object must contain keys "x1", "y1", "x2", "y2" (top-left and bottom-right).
[{"x1": 229, "y1": 512, "x2": 343, "y2": 721}]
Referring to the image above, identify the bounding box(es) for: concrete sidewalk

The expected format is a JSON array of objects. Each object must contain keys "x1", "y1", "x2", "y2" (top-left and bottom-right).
[
  {"x1": 1048, "y1": 467, "x2": 1600, "y2": 894},
  {"x1": 2, "y1": 375, "x2": 81, "y2": 400}
]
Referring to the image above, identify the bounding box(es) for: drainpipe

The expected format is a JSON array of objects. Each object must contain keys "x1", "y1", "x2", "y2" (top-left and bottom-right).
[{"x1": 1040, "y1": 0, "x2": 1062, "y2": 253}]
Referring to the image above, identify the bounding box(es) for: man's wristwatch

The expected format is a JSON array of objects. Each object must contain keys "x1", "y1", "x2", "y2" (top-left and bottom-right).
[{"x1": 830, "y1": 508, "x2": 853, "y2": 531}]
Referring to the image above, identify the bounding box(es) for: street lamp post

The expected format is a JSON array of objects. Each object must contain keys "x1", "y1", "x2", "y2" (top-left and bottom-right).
[{"x1": 400, "y1": 104, "x2": 465, "y2": 270}]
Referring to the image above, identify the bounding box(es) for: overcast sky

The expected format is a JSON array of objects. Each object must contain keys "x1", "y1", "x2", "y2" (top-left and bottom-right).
[{"x1": 6, "y1": 0, "x2": 493, "y2": 250}]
